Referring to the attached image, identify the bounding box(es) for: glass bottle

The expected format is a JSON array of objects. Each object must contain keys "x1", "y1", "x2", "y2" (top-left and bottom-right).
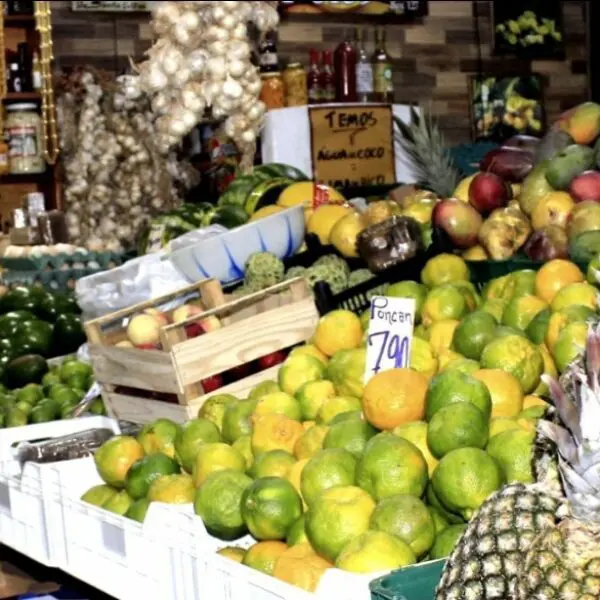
[
  {"x1": 334, "y1": 31, "x2": 357, "y2": 103},
  {"x1": 320, "y1": 50, "x2": 336, "y2": 104},
  {"x1": 372, "y1": 28, "x2": 394, "y2": 103},
  {"x1": 32, "y1": 52, "x2": 41, "y2": 90},
  {"x1": 258, "y1": 32, "x2": 279, "y2": 74},
  {"x1": 307, "y1": 49, "x2": 322, "y2": 105},
  {"x1": 355, "y1": 28, "x2": 373, "y2": 103}
]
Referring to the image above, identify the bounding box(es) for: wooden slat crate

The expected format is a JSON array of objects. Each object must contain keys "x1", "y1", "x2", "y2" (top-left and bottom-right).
[{"x1": 83, "y1": 278, "x2": 319, "y2": 424}]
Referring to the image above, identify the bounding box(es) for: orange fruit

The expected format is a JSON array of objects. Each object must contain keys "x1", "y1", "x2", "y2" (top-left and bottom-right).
[
  {"x1": 472, "y1": 369, "x2": 524, "y2": 418},
  {"x1": 534, "y1": 259, "x2": 584, "y2": 304},
  {"x1": 243, "y1": 541, "x2": 288, "y2": 575},
  {"x1": 251, "y1": 414, "x2": 304, "y2": 456},
  {"x1": 313, "y1": 310, "x2": 363, "y2": 357},
  {"x1": 530, "y1": 191, "x2": 575, "y2": 231},
  {"x1": 272, "y1": 542, "x2": 331, "y2": 592},
  {"x1": 217, "y1": 547, "x2": 246, "y2": 562},
  {"x1": 286, "y1": 458, "x2": 310, "y2": 509},
  {"x1": 94, "y1": 436, "x2": 145, "y2": 488},
  {"x1": 362, "y1": 368, "x2": 427, "y2": 430}
]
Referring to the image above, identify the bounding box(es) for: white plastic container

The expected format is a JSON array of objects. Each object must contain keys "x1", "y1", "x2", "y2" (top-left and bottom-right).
[
  {"x1": 59, "y1": 460, "x2": 178, "y2": 600},
  {"x1": 0, "y1": 416, "x2": 120, "y2": 567}
]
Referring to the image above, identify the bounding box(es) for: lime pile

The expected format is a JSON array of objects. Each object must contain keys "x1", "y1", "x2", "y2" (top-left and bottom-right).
[
  {"x1": 0, "y1": 356, "x2": 103, "y2": 427},
  {"x1": 83, "y1": 254, "x2": 599, "y2": 593}
]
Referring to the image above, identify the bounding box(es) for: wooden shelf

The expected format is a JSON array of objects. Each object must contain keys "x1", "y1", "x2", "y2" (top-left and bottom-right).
[
  {"x1": 4, "y1": 14, "x2": 35, "y2": 28},
  {"x1": 0, "y1": 170, "x2": 52, "y2": 185},
  {"x1": 2, "y1": 91, "x2": 41, "y2": 102}
]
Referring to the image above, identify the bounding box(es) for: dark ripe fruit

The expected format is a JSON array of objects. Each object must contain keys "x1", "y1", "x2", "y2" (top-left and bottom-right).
[
  {"x1": 480, "y1": 147, "x2": 534, "y2": 182},
  {"x1": 432, "y1": 199, "x2": 483, "y2": 249},
  {"x1": 469, "y1": 172, "x2": 512, "y2": 215},
  {"x1": 258, "y1": 351, "x2": 287, "y2": 370},
  {"x1": 185, "y1": 323, "x2": 205, "y2": 339},
  {"x1": 523, "y1": 226, "x2": 569, "y2": 261},
  {"x1": 201, "y1": 374, "x2": 223, "y2": 393},
  {"x1": 569, "y1": 170, "x2": 600, "y2": 203}
]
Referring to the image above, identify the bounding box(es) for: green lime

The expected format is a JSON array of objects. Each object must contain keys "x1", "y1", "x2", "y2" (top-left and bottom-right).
[
  {"x1": 427, "y1": 402, "x2": 489, "y2": 458},
  {"x1": 430, "y1": 524, "x2": 468, "y2": 559},
  {"x1": 323, "y1": 419, "x2": 377, "y2": 458},
  {"x1": 452, "y1": 311, "x2": 497, "y2": 360},
  {"x1": 486, "y1": 428, "x2": 535, "y2": 484},
  {"x1": 125, "y1": 453, "x2": 181, "y2": 500},
  {"x1": 174, "y1": 418, "x2": 222, "y2": 474},
  {"x1": 526, "y1": 308, "x2": 551, "y2": 344},
  {"x1": 301, "y1": 448, "x2": 357, "y2": 506},
  {"x1": 250, "y1": 450, "x2": 296, "y2": 479},
  {"x1": 431, "y1": 447, "x2": 504, "y2": 520},
  {"x1": 425, "y1": 370, "x2": 492, "y2": 421},
  {"x1": 125, "y1": 498, "x2": 151, "y2": 523},
  {"x1": 221, "y1": 399, "x2": 256, "y2": 444},
  {"x1": 386, "y1": 281, "x2": 428, "y2": 323},
  {"x1": 502, "y1": 294, "x2": 548, "y2": 332},
  {"x1": 197, "y1": 394, "x2": 237, "y2": 431}
]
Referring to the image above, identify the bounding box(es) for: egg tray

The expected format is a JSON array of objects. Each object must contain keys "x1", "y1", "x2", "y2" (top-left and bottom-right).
[
  {"x1": 0, "y1": 250, "x2": 135, "y2": 272},
  {"x1": 1, "y1": 266, "x2": 110, "y2": 291}
]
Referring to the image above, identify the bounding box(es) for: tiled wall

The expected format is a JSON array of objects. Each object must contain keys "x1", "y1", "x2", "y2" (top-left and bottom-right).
[{"x1": 50, "y1": 1, "x2": 589, "y2": 144}]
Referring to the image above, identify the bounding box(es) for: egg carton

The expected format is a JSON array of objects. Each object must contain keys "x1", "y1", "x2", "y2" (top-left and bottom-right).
[
  {"x1": 0, "y1": 250, "x2": 134, "y2": 272},
  {"x1": 1, "y1": 266, "x2": 111, "y2": 291}
]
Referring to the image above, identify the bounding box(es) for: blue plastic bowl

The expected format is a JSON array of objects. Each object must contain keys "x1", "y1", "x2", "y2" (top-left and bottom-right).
[{"x1": 169, "y1": 205, "x2": 305, "y2": 284}]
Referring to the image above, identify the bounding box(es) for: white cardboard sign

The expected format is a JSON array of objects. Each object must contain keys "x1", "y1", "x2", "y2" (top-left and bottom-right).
[{"x1": 364, "y1": 296, "x2": 416, "y2": 384}]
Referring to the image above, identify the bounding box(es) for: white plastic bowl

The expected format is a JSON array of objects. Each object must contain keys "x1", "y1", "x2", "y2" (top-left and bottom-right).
[{"x1": 168, "y1": 205, "x2": 305, "y2": 284}]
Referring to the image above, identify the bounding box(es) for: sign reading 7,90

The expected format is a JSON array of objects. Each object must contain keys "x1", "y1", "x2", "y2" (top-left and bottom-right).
[{"x1": 364, "y1": 296, "x2": 416, "y2": 383}]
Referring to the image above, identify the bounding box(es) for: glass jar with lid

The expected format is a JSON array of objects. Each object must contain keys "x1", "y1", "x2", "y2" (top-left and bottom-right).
[{"x1": 5, "y1": 102, "x2": 45, "y2": 174}]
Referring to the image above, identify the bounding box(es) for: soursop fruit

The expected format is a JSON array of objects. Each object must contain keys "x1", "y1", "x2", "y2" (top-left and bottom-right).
[
  {"x1": 284, "y1": 266, "x2": 308, "y2": 281},
  {"x1": 244, "y1": 252, "x2": 285, "y2": 290},
  {"x1": 305, "y1": 263, "x2": 348, "y2": 294},
  {"x1": 348, "y1": 269, "x2": 375, "y2": 287}
]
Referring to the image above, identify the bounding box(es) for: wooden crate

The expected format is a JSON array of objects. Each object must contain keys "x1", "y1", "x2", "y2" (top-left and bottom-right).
[{"x1": 84, "y1": 278, "x2": 319, "y2": 424}]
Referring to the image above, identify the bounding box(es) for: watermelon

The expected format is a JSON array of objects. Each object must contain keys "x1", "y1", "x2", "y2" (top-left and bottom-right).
[
  {"x1": 253, "y1": 163, "x2": 308, "y2": 180},
  {"x1": 218, "y1": 173, "x2": 270, "y2": 208},
  {"x1": 201, "y1": 205, "x2": 249, "y2": 228},
  {"x1": 244, "y1": 178, "x2": 294, "y2": 216}
]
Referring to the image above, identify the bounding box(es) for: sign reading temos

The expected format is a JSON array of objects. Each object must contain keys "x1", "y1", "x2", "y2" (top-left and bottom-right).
[
  {"x1": 365, "y1": 296, "x2": 415, "y2": 384},
  {"x1": 309, "y1": 105, "x2": 396, "y2": 189}
]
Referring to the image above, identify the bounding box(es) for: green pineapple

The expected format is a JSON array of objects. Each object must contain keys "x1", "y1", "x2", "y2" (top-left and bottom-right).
[
  {"x1": 393, "y1": 106, "x2": 461, "y2": 199},
  {"x1": 436, "y1": 327, "x2": 600, "y2": 600}
]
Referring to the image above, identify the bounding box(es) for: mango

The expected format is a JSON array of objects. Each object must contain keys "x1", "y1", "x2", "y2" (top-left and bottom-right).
[
  {"x1": 545, "y1": 145, "x2": 595, "y2": 190},
  {"x1": 564, "y1": 102, "x2": 600, "y2": 145}
]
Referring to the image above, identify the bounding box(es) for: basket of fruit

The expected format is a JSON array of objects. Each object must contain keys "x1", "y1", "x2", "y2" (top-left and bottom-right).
[{"x1": 84, "y1": 277, "x2": 319, "y2": 424}]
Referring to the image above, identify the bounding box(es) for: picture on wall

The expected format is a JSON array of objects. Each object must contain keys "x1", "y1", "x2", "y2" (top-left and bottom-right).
[
  {"x1": 470, "y1": 74, "x2": 546, "y2": 141},
  {"x1": 491, "y1": 0, "x2": 565, "y2": 59},
  {"x1": 71, "y1": 1, "x2": 155, "y2": 11}
]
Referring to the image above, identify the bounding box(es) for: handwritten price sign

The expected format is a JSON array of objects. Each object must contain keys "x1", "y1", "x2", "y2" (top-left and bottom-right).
[{"x1": 364, "y1": 296, "x2": 416, "y2": 383}]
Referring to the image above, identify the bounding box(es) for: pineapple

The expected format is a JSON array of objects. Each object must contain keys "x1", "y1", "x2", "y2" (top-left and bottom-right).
[
  {"x1": 394, "y1": 106, "x2": 461, "y2": 199},
  {"x1": 436, "y1": 327, "x2": 600, "y2": 600}
]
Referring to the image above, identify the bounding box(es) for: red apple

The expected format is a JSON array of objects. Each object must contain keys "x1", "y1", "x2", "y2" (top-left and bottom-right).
[
  {"x1": 185, "y1": 323, "x2": 205, "y2": 339},
  {"x1": 201, "y1": 374, "x2": 223, "y2": 393},
  {"x1": 258, "y1": 351, "x2": 287, "y2": 370},
  {"x1": 228, "y1": 363, "x2": 254, "y2": 381},
  {"x1": 432, "y1": 198, "x2": 483, "y2": 249},
  {"x1": 469, "y1": 172, "x2": 512, "y2": 215},
  {"x1": 172, "y1": 304, "x2": 204, "y2": 324},
  {"x1": 135, "y1": 343, "x2": 160, "y2": 350},
  {"x1": 144, "y1": 308, "x2": 170, "y2": 327},
  {"x1": 569, "y1": 170, "x2": 600, "y2": 203}
]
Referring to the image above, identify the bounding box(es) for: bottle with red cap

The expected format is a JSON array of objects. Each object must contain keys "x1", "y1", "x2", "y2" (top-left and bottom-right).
[
  {"x1": 320, "y1": 50, "x2": 336, "y2": 104},
  {"x1": 307, "y1": 48, "x2": 322, "y2": 105}
]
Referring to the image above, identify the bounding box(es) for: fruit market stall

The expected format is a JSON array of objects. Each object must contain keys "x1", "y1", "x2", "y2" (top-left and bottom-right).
[{"x1": 0, "y1": 2, "x2": 599, "y2": 600}]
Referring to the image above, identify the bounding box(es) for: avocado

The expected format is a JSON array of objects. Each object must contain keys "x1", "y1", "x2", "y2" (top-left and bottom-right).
[
  {"x1": 13, "y1": 320, "x2": 53, "y2": 357},
  {"x1": 0, "y1": 286, "x2": 40, "y2": 313},
  {"x1": 3, "y1": 354, "x2": 49, "y2": 389},
  {"x1": 125, "y1": 454, "x2": 181, "y2": 500},
  {"x1": 545, "y1": 144, "x2": 595, "y2": 190},
  {"x1": 52, "y1": 314, "x2": 85, "y2": 355},
  {"x1": 0, "y1": 311, "x2": 35, "y2": 338}
]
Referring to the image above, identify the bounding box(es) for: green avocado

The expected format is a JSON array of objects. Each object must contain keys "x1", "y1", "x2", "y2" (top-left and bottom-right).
[
  {"x1": 0, "y1": 286, "x2": 40, "y2": 313},
  {"x1": 13, "y1": 320, "x2": 54, "y2": 357},
  {"x1": 0, "y1": 311, "x2": 36, "y2": 338},
  {"x1": 3, "y1": 354, "x2": 49, "y2": 389},
  {"x1": 52, "y1": 314, "x2": 86, "y2": 355}
]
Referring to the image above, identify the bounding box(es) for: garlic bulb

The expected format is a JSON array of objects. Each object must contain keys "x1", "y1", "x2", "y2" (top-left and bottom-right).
[
  {"x1": 57, "y1": 69, "x2": 198, "y2": 251},
  {"x1": 137, "y1": 0, "x2": 279, "y2": 171}
]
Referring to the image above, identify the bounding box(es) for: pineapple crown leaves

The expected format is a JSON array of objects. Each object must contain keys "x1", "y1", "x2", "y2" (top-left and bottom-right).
[
  {"x1": 540, "y1": 325, "x2": 600, "y2": 520},
  {"x1": 393, "y1": 105, "x2": 461, "y2": 199}
]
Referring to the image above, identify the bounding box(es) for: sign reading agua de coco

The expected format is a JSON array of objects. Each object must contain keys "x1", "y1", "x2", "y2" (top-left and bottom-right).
[{"x1": 309, "y1": 105, "x2": 396, "y2": 189}]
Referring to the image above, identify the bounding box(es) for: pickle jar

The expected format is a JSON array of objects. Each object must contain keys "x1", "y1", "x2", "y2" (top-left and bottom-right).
[
  {"x1": 283, "y1": 62, "x2": 308, "y2": 107},
  {"x1": 5, "y1": 102, "x2": 45, "y2": 174},
  {"x1": 260, "y1": 72, "x2": 285, "y2": 110}
]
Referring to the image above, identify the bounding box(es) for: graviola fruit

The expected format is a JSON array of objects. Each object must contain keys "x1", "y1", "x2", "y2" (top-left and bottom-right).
[
  {"x1": 432, "y1": 198, "x2": 483, "y2": 249},
  {"x1": 468, "y1": 172, "x2": 511, "y2": 216}
]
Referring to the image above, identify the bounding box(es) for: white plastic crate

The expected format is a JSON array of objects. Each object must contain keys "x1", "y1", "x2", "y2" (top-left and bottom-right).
[
  {"x1": 59, "y1": 460, "x2": 178, "y2": 600},
  {"x1": 153, "y1": 504, "x2": 385, "y2": 600},
  {"x1": 0, "y1": 416, "x2": 120, "y2": 567}
]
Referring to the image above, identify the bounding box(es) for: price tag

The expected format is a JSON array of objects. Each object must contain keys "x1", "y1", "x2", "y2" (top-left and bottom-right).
[
  {"x1": 365, "y1": 296, "x2": 416, "y2": 383},
  {"x1": 308, "y1": 105, "x2": 396, "y2": 189}
]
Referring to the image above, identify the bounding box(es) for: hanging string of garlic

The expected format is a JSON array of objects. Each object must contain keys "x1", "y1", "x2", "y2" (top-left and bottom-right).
[
  {"x1": 128, "y1": 1, "x2": 279, "y2": 172},
  {"x1": 57, "y1": 69, "x2": 198, "y2": 253}
]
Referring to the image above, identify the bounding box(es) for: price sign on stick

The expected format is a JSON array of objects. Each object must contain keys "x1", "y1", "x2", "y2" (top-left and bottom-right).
[{"x1": 364, "y1": 296, "x2": 416, "y2": 384}]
